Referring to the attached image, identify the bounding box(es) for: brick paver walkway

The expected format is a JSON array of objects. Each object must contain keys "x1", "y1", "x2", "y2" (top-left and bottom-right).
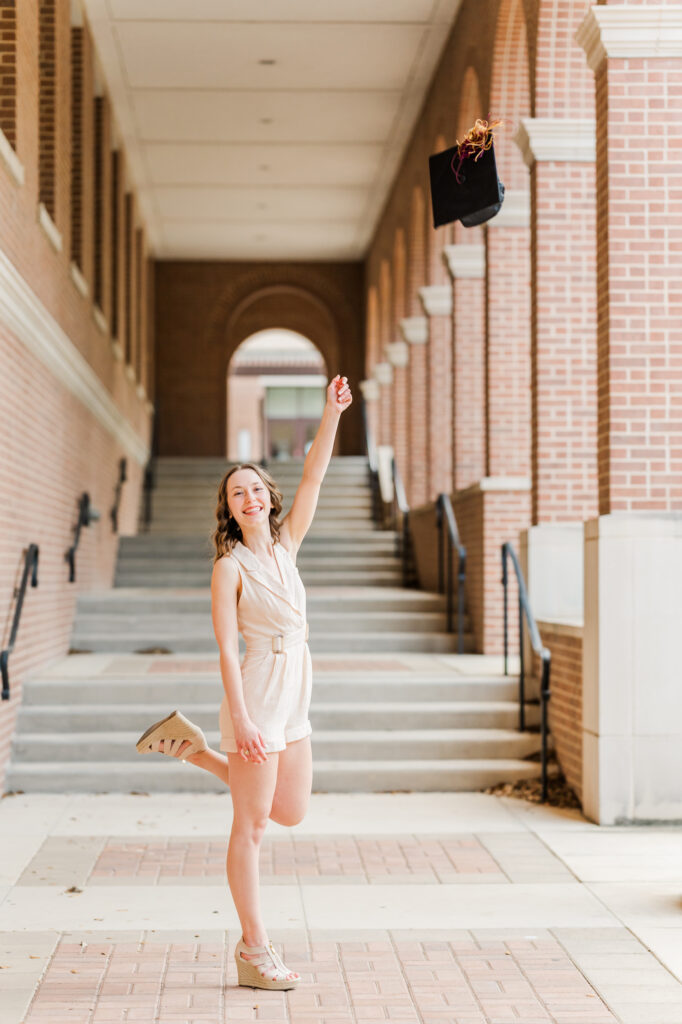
[{"x1": 21, "y1": 933, "x2": 619, "y2": 1024}]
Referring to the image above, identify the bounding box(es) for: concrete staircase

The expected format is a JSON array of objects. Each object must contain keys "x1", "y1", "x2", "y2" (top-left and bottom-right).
[{"x1": 6, "y1": 455, "x2": 544, "y2": 793}]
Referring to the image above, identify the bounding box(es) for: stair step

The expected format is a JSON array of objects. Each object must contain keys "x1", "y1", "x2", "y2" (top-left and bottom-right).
[
  {"x1": 3, "y1": 759, "x2": 544, "y2": 793},
  {"x1": 15, "y1": 704, "x2": 537, "y2": 736},
  {"x1": 77, "y1": 589, "x2": 446, "y2": 614},
  {"x1": 65, "y1": 631, "x2": 475, "y2": 654},
  {"x1": 71, "y1": 612, "x2": 460, "y2": 635},
  {"x1": 112, "y1": 573, "x2": 406, "y2": 588},
  {"x1": 21, "y1": 676, "x2": 520, "y2": 705}
]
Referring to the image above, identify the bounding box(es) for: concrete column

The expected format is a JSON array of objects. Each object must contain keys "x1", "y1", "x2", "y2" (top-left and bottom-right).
[
  {"x1": 443, "y1": 243, "x2": 486, "y2": 492},
  {"x1": 576, "y1": 6, "x2": 682, "y2": 822},
  {"x1": 399, "y1": 316, "x2": 428, "y2": 507},
  {"x1": 418, "y1": 284, "x2": 452, "y2": 501}
]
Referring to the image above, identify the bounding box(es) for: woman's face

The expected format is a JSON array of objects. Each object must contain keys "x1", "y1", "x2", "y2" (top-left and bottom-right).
[{"x1": 227, "y1": 469, "x2": 272, "y2": 529}]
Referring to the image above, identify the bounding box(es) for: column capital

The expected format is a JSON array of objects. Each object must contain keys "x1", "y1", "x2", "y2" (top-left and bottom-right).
[
  {"x1": 399, "y1": 316, "x2": 428, "y2": 345},
  {"x1": 442, "y1": 243, "x2": 485, "y2": 280},
  {"x1": 577, "y1": 6, "x2": 682, "y2": 71},
  {"x1": 373, "y1": 361, "x2": 393, "y2": 386},
  {"x1": 359, "y1": 378, "x2": 380, "y2": 402},
  {"x1": 484, "y1": 189, "x2": 530, "y2": 229},
  {"x1": 418, "y1": 284, "x2": 452, "y2": 317},
  {"x1": 387, "y1": 340, "x2": 409, "y2": 368},
  {"x1": 514, "y1": 118, "x2": 596, "y2": 167}
]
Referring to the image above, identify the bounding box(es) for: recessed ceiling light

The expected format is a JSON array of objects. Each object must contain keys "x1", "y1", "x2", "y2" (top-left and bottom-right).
[
  {"x1": 258, "y1": 59, "x2": 276, "y2": 66},
  {"x1": 257, "y1": 203, "x2": 268, "y2": 210},
  {"x1": 259, "y1": 164, "x2": 270, "y2": 172},
  {"x1": 260, "y1": 117, "x2": 273, "y2": 125}
]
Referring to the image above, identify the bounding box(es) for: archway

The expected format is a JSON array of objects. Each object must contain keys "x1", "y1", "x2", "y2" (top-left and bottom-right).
[{"x1": 227, "y1": 329, "x2": 327, "y2": 461}]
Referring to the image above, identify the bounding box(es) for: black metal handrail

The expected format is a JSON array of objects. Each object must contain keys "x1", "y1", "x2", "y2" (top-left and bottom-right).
[
  {"x1": 110, "y1": 457, "x2": 128, "y2": 533},
  {"x1": 391, "y1": 454, "x2": 416, "y2": 587},
  {"x1": 66, "y1": 492, "x2": 101, "y2": 583},
  {"x1": 1, "y1": 544, "x2": 39, "y2": 701},
  {"x1": 436, "y1": 495, "x2": 467, "y2": 653},
  {"x1": 361, "y1": 399, "x2": 383, "y2": 525},
  {"x1": 501, "y1": 541, "x2": 551, "y2": 802}
]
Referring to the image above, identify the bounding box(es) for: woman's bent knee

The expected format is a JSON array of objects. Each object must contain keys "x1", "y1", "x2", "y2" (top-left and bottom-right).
[{"x1": 231, "y1": 815, "x2": 269, "y2": 843}]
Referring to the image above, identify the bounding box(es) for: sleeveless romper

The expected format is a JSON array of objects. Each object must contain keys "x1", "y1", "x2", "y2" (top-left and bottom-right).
[{"x1": 218, "y1": 539, "x2": 313, "y2": 754}]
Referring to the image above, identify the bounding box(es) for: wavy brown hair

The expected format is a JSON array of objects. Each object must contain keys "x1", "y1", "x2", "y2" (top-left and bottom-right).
[{"x1": 212, "y1": 462, "x2": 284, "y2": 563}]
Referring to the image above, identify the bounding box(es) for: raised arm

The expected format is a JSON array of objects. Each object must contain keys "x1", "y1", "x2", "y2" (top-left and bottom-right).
[{"x1": 280, "y1": 375, "x2": 353, "y2": 550}]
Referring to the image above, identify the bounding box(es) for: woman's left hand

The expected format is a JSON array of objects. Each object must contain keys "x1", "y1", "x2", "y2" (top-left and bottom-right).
[{"x1": 327, "y1": 375, "x2": 353, "y2": 414}]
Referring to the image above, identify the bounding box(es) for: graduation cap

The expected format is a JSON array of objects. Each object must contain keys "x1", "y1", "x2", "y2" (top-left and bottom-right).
[{"x1": 428, "y1": 120, "x2": 505, "y2": 229}]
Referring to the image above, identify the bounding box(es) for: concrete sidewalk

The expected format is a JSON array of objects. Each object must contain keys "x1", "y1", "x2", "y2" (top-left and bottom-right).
[{"x1": 1, "y1": 791, "x2": 682, "y2": 1023}]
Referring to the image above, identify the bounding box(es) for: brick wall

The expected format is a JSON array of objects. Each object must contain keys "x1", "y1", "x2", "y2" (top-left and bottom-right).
[
  {"x1": 154, "y1": 261, "x2": 364, "y2": 457},
  {"x1": 534, "y1": 622, "x2": 583, "y2": 802},
  {"x1": 0, "y1": 0, "x2": 152, "y2": 788}
]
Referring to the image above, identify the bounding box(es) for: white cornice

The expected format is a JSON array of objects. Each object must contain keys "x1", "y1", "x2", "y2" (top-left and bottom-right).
[
  {"x1": 399, "y1": 316, "x2": 428, "y2": 345},
  {"x1": 514, "y1": 118, "x2": 596, "y2": 167},
  {"x1": 485, "y1": 189, "x2": 530, "y2": 229},
  {"x1": 577, "y1": 6, "x2": 682, "y2": 71},
  {"x1": 387, "y1": 340, "x2": 409, "y2": 368},
  {"x1": 419, "y1": 284, "x2": 452, "y2": 317},
  {"x1": 359, "y1": 378, "x2": 380, "y2": 402},
  {"x1": 373, "y1": 361, "x2": 393, "y2": 386},
  {"x1": 443, "y1": 244, "x2": 485, "y2": 280},
  {"x1": 0, "y1": 249, "x2": 149, "y2": 464}
]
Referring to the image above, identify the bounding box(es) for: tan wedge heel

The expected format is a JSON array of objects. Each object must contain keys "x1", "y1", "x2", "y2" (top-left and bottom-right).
[
  {"x1": 135, "y1": 710, "x2": 208, "y2": 757},
  {"x1": 234, "y1": 936, "x2": 300, "y2": 990}
]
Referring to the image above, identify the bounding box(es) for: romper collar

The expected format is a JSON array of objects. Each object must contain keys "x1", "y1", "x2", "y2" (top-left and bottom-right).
[{"x1": 232, "y1": 540, "x2": 304, "y2": 618}]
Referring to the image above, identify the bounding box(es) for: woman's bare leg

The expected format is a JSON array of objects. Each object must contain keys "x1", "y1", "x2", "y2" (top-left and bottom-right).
[
  {"x1": 226, "y1": 750, "x2": 299, "y2": 979},
  {"x1": 157, "y1": 739, "x2": 230, "y2": 785}
]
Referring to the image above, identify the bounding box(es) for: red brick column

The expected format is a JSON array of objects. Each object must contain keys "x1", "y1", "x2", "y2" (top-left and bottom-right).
[
  {"x1": 387, "y1": 338, "x2": 410, "y2": 491},
  {"x1": 443, "y1": 243, "x2": 486, "y2": 492},
  {"x1": 400, "y1": 315, "x2": 429, "y2": 507},
  {"x1": 374, "y1": 359, "x2": 393, "y2": 449},
  {"x1": 578, "y1": 6, "x2": 682, "y2": 513},
  {"x1": 418, "y1": 284, "x2": 453, "y2": 501},
  {"x1": 484, "y1": 192, "x2": 532, "y2": 479},
  {"x1": 515, "y1": 118, "x2": 599, "y2": 525}
]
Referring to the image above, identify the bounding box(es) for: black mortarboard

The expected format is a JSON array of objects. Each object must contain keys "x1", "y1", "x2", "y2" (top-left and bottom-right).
[{"x1": 428, "y1": 140, "x2": 505, "y2": 229}]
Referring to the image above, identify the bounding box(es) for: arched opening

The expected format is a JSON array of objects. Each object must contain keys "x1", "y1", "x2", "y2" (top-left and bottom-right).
[{"x1": 226, "y1": 329, "x2": 327, "y2": 461}]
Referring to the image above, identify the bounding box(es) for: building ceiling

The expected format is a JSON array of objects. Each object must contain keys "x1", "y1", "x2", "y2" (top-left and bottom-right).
[{"x1": 83, "y1": 0, "x2": 462, "y2": 261}]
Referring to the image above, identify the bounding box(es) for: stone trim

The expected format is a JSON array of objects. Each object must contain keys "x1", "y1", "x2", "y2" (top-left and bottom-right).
[
  {"x1": 125, "y1": 363, "x2": 136, "y2": 382},
  {"x1": 0, "y1": 248, "x2": 149, "y2": 464},
  {"x1": 455, "y1": 476, "x2": 531, "y2": 500},
  {"x1": 374, "y1": 360, "x2": 393, "y2": 386},
  {"x1": 359, "y1": 378, "x2": 380, "y2": 401},
  {"x1": 577, "y1": 6, "x2": 682, "y2": 71},
  {"x1": 399, "y1": 316, "x2": 428, "y2": 345},
  {"x1": 111, "y1": 339, "x2": 123, "y2": 362},
  {"x1": 387, "y1": 340, "x2": 409, "y2": 368},
  {"x1": 485, "y1": 189, "x2": 530, "y2": 229},
  {"x1": 93, "y1": 305, "x2": 108, "y2": 335},
  {"x1": 0, "y1": 126, "x2": 24, "y2": 186},
  {"x1": 418, "y1": 284, "x2": 452, "y2": 317},
  {"x1": 38, "y1": 203, "x2": 63, "y2": 253},
  {"x1": 442, "y1": 243, "x2": 485, "y2": 280},
  {"x1": 515, "y1": 118, "x2": 596, "y2": 167},
  {"x1": 70, "y1": 262, "x2": 89, "y2": 298}
]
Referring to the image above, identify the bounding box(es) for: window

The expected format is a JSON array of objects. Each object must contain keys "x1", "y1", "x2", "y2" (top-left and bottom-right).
[
  {"x1": 92, "y1": 95, "x2": 104, "y2": 307},
  {"x1": 0, "y1": 1, "x2": 17, "y2": 151},
  {"x1": 110, "y1": 150, "x2": 120, "y2": 336},
  {"x1": 70, "y1": 25, "x2": 83, "y2": 266},
  {"x1": 38, "y1": 0, "x2": 56, "y2": 218}
]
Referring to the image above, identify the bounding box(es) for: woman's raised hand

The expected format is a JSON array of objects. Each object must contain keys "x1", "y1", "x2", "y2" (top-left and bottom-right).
[{"x1": 327, "y1": 375, "x2": 353, "y2": 414}]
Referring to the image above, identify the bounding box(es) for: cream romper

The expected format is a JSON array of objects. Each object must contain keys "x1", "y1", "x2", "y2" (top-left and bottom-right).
[{"x1": 219, "y1": 539, "x2": 313, "y2": 754}]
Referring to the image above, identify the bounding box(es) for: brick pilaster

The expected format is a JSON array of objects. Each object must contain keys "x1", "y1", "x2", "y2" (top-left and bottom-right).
[
  {"x1": 400, "y1": 316, "x2": 429, "y2": 507},
  {"x1": 419, "y1": 284, "x2": 453, "y2": 500},
  {"x1": 515, "y1": 117, "x2": 599, "y2": 524}
]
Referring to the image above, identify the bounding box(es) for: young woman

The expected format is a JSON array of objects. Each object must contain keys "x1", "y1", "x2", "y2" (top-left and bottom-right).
[{"x1": 135, "y1": 374, "x2": 353, "y2": 991}]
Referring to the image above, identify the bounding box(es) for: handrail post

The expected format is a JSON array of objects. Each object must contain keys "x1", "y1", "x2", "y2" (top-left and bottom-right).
[
  {"x1": 501, "y1": 544, "x2": 509, "y2": 677},
  {"x1": 541, "y1": 655, "x2": 551, "y2": 802},
  {"x1": 457, "y1": 550, "x2": 466, "y2": 655},
  {"x1": 445, "y1": 529, "x2": 453, "y2": 632},
  {"x1": 518, "y1": 592, "x2": 525, "y2": 732},
  {"x1": 1, "y1": 544, "x2": 39, "y2": 701},
  {"x1": 436, "y1": 497, "x2": 443, "y2": 593}
]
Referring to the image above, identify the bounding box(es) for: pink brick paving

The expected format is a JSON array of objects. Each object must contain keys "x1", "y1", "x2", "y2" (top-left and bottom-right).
[
  {"x1": 89, "y1": 837, "x2": 504, "y2": 884},
  {"x1": 21, "y1": 934, "x2": 620, "y2": 1023}
]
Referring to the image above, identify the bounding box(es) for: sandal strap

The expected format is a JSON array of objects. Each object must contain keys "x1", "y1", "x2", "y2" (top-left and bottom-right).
[{"x1": 239, "y1": 941, "x2": 293, "y2": 979}]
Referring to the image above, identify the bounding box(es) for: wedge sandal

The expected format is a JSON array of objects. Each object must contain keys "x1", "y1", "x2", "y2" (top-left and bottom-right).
[
  {"x1": 234, "y1": 936, "x2": 300, "y2": 990},
  {"x1": 135, "y1": 710, "x2": 208, "y2": 758}
]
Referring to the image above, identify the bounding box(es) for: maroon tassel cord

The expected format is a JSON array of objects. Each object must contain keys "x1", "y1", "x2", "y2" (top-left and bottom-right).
[{"x1": 451, "y1": 117, "x2": 504, "y2": 183}]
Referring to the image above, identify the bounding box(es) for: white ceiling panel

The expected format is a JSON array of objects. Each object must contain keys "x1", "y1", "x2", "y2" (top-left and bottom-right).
[
  {"x1": 131, "y1": 90, "x2": 400, "y2": 143},
  {"x1": 109, "y1": 0, "x2": 439, "y2": 23},
  {"x1": 83, "y1": 0, "x2": 463, "y2": 258},
  {"x1": 115, "y1": 22, "x2": 425, "y2": 91},
  {"x1": 153, "y1": 185, "x2": 368, "y2": 222},
  {"x1": 144, "y1": 143, "x2": 383, "y2": 187}
]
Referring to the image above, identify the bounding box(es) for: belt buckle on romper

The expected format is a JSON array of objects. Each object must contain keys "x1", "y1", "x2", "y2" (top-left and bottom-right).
[{"x1": 272, "y1": 634, "x2": 283, "y2": 653}]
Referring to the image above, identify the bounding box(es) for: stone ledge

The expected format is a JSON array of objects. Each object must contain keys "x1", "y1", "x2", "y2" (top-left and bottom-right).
[
  {"x1": 577, "y1": 6, "x2": 682, "y2": 70},
  {"x1": 515, "y1": 118, "x2": 596, "y2": 167},
  {"x1": 0, "y1": 126, "x2": 24, "y2": 186}
]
